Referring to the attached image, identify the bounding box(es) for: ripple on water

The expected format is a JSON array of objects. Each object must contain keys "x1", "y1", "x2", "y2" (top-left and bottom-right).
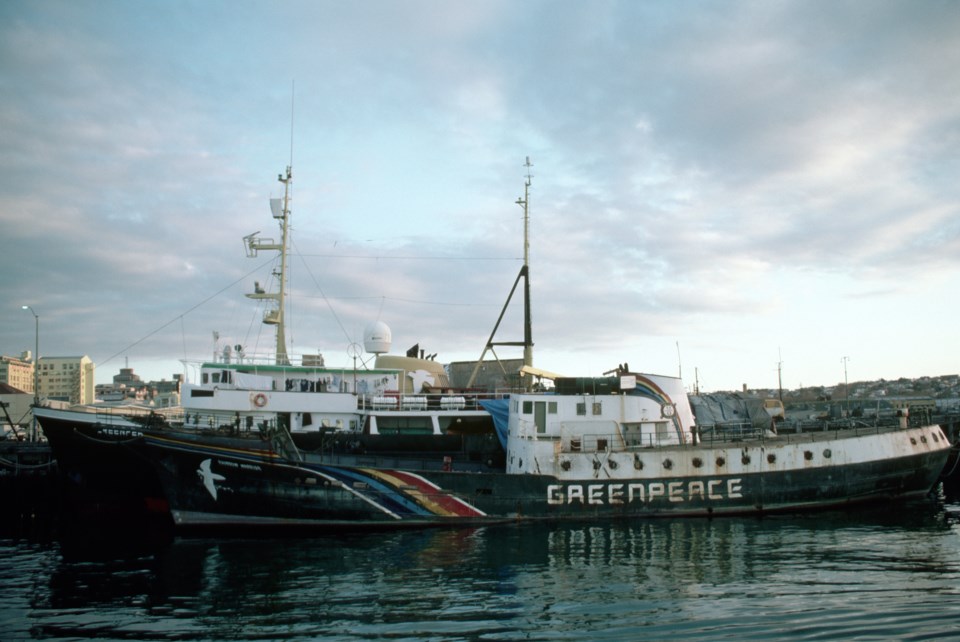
[{"x1": 3, "y1": 500, "x2": 960, "y2": 641}]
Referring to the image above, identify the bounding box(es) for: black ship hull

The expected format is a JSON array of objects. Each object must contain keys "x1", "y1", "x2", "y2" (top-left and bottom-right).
[
  {"x1": 143, "y1": 425, "x2": 951, "y2": 532},
  {"x1": 34, "y1": 407, "x2": 168, "y2": 521}
]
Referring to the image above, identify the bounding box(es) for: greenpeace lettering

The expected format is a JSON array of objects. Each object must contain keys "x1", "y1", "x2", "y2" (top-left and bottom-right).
[
  {"x1": 547, "y1": 478, "x2": 744, "y2": 506},
  {"x1": 96, "y1": 427, "x2": 143, "y2": 438}
]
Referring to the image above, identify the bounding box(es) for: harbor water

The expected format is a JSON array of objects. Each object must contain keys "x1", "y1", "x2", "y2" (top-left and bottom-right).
[{"x1": 3, "y1": 489, "x2": 960, "y2": 641}]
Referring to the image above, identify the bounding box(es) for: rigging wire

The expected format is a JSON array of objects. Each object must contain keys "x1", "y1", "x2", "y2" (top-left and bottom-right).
[
  {"x1": 291, "y1": 292, "x2": 500, "y2": 307},
  {"x1": 294, "y1": 253, "x2": 521, "y2": 261},
  {"x1": 181, "y1": 316, "x2": 187, "y2": 364},
  {"x1": 291, "y1": 238, "x2": 354, "y2": 347},
  {"x1": 99, "y1": 256, "x2": 276, "y2": 368}
]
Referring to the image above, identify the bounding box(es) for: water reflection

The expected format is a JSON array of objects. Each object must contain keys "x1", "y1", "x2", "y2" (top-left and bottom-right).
[{"x1": 15, "y1": 496, "x2": 960, "y2": 640}]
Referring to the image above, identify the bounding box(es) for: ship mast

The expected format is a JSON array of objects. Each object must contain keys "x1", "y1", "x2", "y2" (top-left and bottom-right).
[
  {"x1": 244, "y1": 166, "x2": 293, "y2": 365},
  {"x1": 466, "y1": 157, "x2": 534, "y2": 389},
  {"x1": 520, "y1": 156, "x2": 533, "y2": 372}
]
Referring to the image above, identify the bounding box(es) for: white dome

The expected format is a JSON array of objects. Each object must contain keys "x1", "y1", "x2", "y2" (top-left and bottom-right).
[{"x1": 363, "y1": 321, "x2": 392, "y2": 354}]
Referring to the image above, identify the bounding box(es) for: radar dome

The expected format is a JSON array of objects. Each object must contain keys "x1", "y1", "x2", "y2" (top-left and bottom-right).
[{"x1": 363, "y1": 321, "x2": 392, "y2": 355}]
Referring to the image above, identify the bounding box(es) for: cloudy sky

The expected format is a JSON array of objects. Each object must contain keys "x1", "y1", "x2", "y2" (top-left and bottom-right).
[{"x1": 2, "y1": 0, "x2": 958, "y2": 393}]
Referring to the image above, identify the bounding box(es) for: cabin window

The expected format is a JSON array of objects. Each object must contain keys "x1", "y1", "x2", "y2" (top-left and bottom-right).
[
  {"x1": 576, "y1": 402, "x2": 587, "y2": 416},
  {"x1": 592, "y1": 402, "x2": 602, "y2": 415},
  {"x1": 212, "y1": 372, "x2": 221, "y2": 384},
  {"x1": 202, "y1": 373, "x2": 209, "y2": 384},
  {"x1": 522, "y1": 400, "x2": 533, "y2": 415},
  {"x1": 375, "y1": 417, "x2": 434, "y2": 436},
  {"x1": 548, "y1": 402, "x2": 558, "y2": 414}
]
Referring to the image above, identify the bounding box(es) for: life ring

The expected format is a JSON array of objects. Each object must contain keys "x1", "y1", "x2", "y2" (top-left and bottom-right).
[{"x1": 253, "y1": 393, "x2": 268, "y2": 408}]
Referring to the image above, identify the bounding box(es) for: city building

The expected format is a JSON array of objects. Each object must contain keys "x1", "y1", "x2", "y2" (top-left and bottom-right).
[
  {"x1": 94, "y1": 367, "x2": 182, "y2": 408},
  {"x1": 0, "y1": 353, "x2": 35, "y2": 395},
  {"x1": 37, "y1": 355, "x2": 95, "y2": 405}
]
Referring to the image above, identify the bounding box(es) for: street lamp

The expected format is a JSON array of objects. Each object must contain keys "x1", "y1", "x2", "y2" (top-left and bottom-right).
[{"x1": 21, "y1": 305, "x2": 39, "y2": 441}]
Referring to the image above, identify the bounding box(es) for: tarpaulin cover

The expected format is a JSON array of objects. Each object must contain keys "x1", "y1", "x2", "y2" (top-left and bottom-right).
[
  {"x1": 479, "y1": 398, "x2": 510, "y2": 450},
  {"x1": 689, "y1": 393, "x2": 771, "y2": 431}
]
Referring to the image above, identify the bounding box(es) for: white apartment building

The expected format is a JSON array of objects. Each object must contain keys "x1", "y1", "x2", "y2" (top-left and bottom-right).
[{"x1": 37, "y1": 355, "x2": 95, "y2": 405}]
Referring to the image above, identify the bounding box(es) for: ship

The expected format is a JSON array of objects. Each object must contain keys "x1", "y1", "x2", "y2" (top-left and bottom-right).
[
  {"x1": 35, "y1": 367, "x2": 952, "y2": 530},
  {"x1": 33, "y1": 162, "x2": 952, "y2": 529}
]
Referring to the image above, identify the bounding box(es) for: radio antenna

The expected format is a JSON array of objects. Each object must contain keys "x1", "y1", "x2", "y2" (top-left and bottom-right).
[{"x1": 289, "y1": 80, "x2": 295, "y2": 167}]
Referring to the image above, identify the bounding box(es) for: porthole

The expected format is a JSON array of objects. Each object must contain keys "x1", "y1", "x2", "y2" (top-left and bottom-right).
[
  {"x1": 560, "y1": 460, "x2": 571, "y2": 471},
  {"x1": 910, "y1": 438, "x2": 917, "y2": 445},
  {"x1": 804, "y1": 451, "x2": 813, "y2": 461},
  {"x1": 767, "y1": 453, "x2": 776, "y2": 464},
  {"x1": 823, "y1": 449, "x2": 832, "y2": 458},
  {"x1": 742, "y1": 455, "x2": 751, "y2": 465},
  {"x1": 921, "y1": 436, "x2": 927, "y2": 443},
  {"x1": 634, "y1": 456, "x2": 643, "y2": 470},
  {"x1": 716, "y1": 457, "x2": 726, "y2": 467},
  {"x1": 692, "y1": 457, "x2": 703, "y2": 468},
  {"x1": 609, "y1": 459, "x2": 619, "y2": 470},
  {"x1": 663, "y1": 458, "x2": 673, "y2": 470}
]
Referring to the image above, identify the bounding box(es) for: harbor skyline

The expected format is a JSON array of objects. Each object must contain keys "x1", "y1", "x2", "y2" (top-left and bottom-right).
[{"x1": 2, "y1": 1, "x2": 958, "y2": 392}]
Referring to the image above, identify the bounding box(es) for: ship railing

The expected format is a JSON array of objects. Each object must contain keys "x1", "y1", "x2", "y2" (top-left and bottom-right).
[
  {"x1": 698, "y1": 417, "x2": 941, "y2": 446},
  {"x1": 137, "y1": 408, "x2": 300, "y2": 443},
  {"x1": 198, "y1": 353, "x2": 331, "y2": 367},
  {"x1": 695, "y1": 422, "x2": 769, "y2": 444},
  {"x1": 778, "y1": 414, "x2": 935, "y2": 434},
  {"x1": 357, "y1": 391, "x2": 506, "y2": 413},
  {"x1": 557, "y1": 417, "x2": 946, "y2": 454},
  {"x1": 772, "y1": 418, "x2": 946, "y2": 445}
]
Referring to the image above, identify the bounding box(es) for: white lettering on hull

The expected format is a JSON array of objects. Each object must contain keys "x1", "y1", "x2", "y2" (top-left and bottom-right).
[
  {"x1": 547, "y1": 479, "x2": 744, "y2": 506},
  {"x1": 96, "y1": 428, "x2": 143, "y2": 438}
]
